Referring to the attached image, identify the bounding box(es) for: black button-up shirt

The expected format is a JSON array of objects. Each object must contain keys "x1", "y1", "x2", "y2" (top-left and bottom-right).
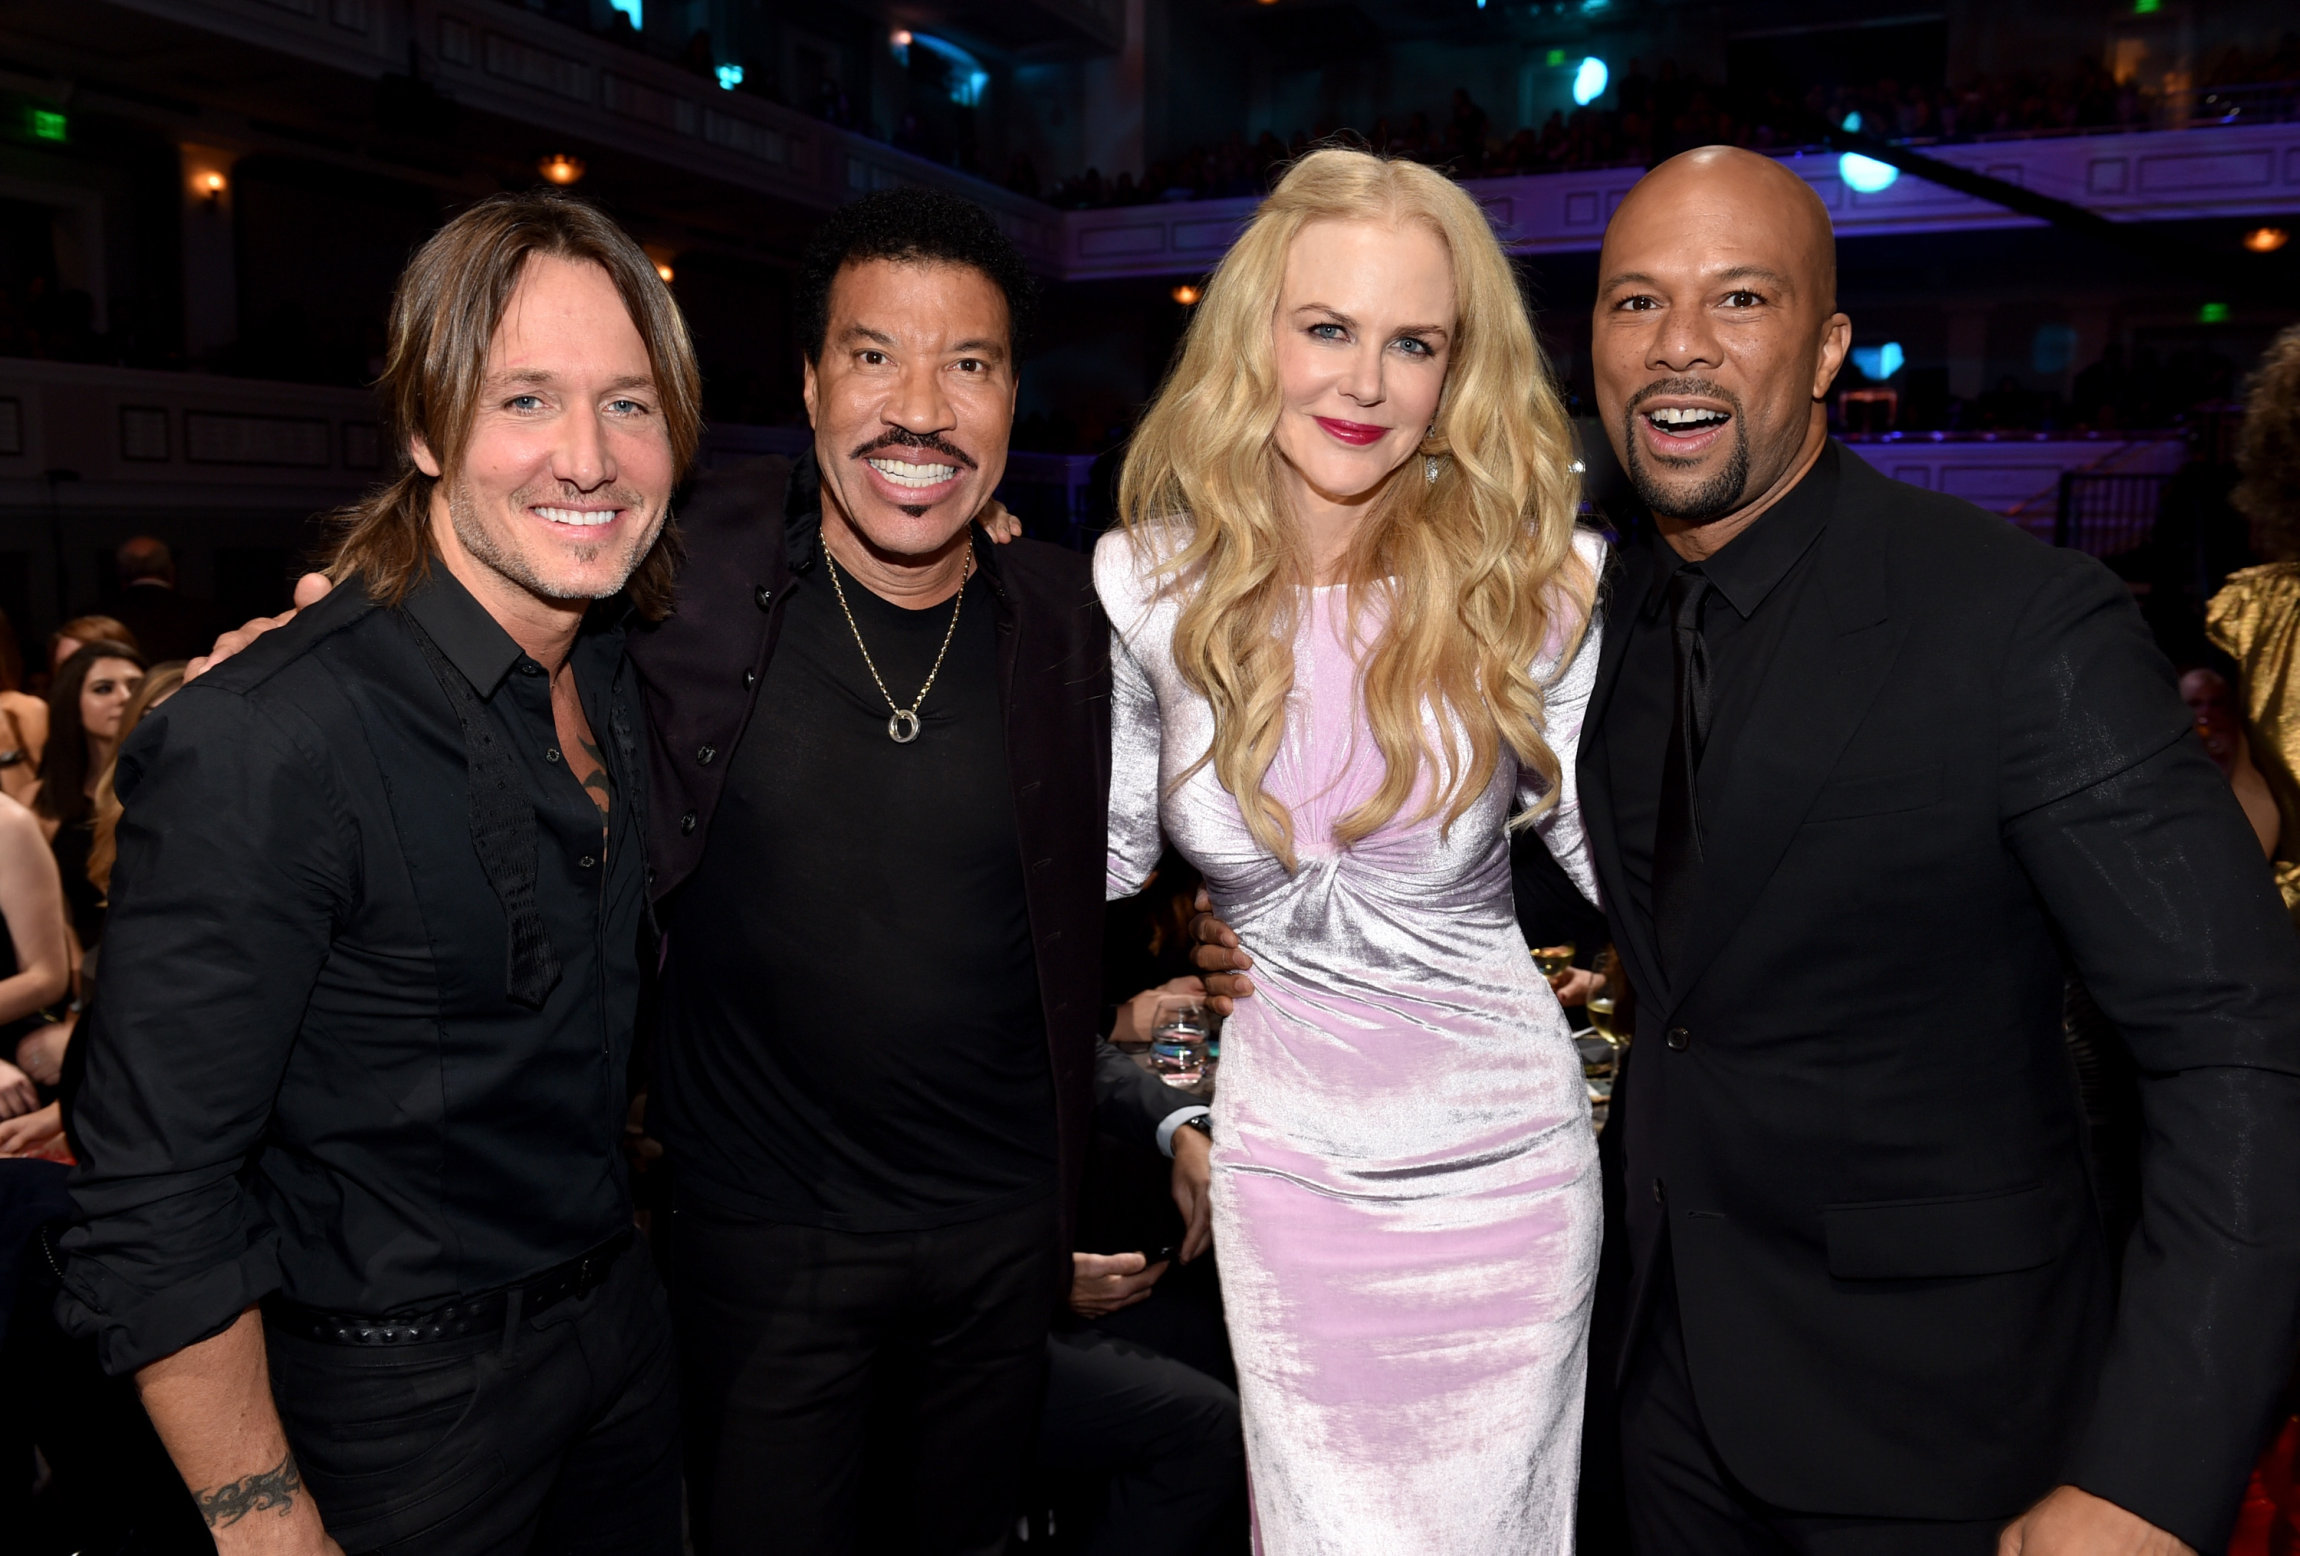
[
  {"x1": 1610, "y1": 442, "x2": 1842, "y2": 932},
  {"x1": 59, "y1": 567, "x2": 646, "y2": 1376}
]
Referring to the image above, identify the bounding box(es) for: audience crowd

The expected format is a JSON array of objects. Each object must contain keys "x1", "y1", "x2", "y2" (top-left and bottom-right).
[{"x1": 1040, "y1": 41, "x2": 2300, "y2": 207}]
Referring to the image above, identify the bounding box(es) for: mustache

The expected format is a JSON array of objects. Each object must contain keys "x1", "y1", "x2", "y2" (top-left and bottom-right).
[
  {"x1": 1625, "y1": 377, "x2": 1744, "y2": 419},
  {"x1": 850, "y1": 428, "x2": 978, "y2": 470}
]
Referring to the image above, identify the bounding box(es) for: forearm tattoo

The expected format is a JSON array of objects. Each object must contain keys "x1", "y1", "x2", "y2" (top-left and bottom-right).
[
  {"x1": 578, "y1": 735, "x2": 612, "y2": 820},
  {"x1": 194, "y1": 1449, "x2": 303, "y2": 1529}
]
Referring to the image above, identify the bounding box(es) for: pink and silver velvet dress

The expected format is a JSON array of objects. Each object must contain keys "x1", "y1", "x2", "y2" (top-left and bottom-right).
[{"x1": 1097, "y1": 527, "x2": 1606, "y2": 1555}]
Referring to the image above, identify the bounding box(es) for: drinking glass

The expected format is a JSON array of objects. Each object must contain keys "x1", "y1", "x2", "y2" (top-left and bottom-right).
[
  {"x1": 1149, "y1": 995, "x2": 1212, "y2": 1087},
  {"x1": 1530, "y1": 942, "x2": 1576, "y2": 980}
]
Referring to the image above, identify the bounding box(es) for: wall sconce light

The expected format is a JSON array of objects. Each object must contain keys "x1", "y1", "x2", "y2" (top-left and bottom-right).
[
  {"x1": 655, "y1": 262, "x2": 675, "y2": 283},
  {"x1": 1171, "y1": 284, "x2": 1201, "y2": 306},
  {"x1": 891, "y1": 29, "x2": 913, "y2": 46},
  {"x1": 2244, "y1": 226, "x2": 2290, "y2": 254},
  {"x1": 538, "y1": 153, "x2": 586, "y2": 186},
  {"x1": 197, "y1": 170, "x2": 228, "y2": 201}
]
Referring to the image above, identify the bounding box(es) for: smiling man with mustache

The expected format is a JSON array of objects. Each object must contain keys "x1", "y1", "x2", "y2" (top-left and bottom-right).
[{"x1": 625, "y1": 188, "x2": 1120, "y2": 1556}]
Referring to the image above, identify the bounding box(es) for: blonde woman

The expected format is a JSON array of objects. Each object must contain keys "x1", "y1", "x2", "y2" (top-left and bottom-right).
[{"x1": 1099, "y1": 147, "x2": 1603, "y2": 1551}]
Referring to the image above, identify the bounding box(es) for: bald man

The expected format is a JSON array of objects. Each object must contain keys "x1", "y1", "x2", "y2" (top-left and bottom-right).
[{"x1": 1571, "y1": 148, "x2": 2300, "y2": 1555}]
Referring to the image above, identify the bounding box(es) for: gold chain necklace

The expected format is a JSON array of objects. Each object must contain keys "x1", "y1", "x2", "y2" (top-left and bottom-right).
[{"x1": 820, "y1": 528, "x2": 972, "y2": 744}]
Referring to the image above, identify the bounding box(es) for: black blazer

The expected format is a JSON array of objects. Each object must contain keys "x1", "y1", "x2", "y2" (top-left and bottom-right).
[
  {"x1": 627, "y1": 456, "x2": 1112, "y2": 1266},
  {"x1": 1583, "y1": 447, "x2": 2300, "y2": 1550}
]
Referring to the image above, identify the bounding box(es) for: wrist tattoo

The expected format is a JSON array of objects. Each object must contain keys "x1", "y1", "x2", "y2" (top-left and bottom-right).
[{"x1": 195, "y1": 1449, "x2": 303, "y2": 1529}]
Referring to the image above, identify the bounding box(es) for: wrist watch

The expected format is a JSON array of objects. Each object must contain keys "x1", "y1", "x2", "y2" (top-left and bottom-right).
[{"x1": 1179, "y1": 1114, "x2": 1213, "y2": 1140}]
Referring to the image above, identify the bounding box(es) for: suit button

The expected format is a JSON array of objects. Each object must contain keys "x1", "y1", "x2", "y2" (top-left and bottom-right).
[
  {"x1": 1653, "y1": 1177, "x2": 1666, "y2": 1206},
  {"x1": 697, "y1": 745, "x2": 716, "y2": 765},
  {"x1": 755, "y1": 585, "x2": 773, "y2": 610},
  {"x1": 578, "y1": 856, "x2": 596, "y2": 870},
  {"x1": 679, "y1": 811, "x2": 696, "y2": 835},
  {"x1": 742, "y1": 668, "x2": 757, "y2": 689},
  {"x1": 1665, "y1": 1026, "x2": 1690, "y2": 1051}
]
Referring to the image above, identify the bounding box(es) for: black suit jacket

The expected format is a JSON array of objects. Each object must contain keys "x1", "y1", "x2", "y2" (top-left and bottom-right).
[
  {"x1": 1583, "y1": 446, "x2": 2300, "y2": 1550},
  {"x1": 627, "y1": 456, "x2": 1112, "y2": 1271}
]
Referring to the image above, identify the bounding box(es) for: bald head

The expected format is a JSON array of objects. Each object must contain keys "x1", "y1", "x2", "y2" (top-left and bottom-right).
[{"x1": 1593, "y1": 145, "x2": 1851, "y2": 556}]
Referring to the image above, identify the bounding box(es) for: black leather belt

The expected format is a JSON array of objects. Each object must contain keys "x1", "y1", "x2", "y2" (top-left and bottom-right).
[{"x1": 267, "y1": 1229, "x2": 633, "y2": 1347}]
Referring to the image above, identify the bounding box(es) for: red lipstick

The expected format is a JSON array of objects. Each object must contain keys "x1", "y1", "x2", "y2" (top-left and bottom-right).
[{"x1": 1314, "y1": 416, "x2": 1388, "y2": 447}]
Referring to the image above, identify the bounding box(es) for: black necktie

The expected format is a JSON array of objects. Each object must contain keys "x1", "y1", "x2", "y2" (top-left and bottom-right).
[{"x1": 1652, "y1": 566, "x2": 1712, "y2": 972}]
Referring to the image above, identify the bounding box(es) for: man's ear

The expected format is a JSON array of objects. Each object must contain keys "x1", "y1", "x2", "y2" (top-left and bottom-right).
[
  {"x1": 1812, "y1": 312, "x2": 1853, "y2": 401},
  {"x1": 409, "y1": 434, "x2": 443, "y2": 479},
  {"x1": 801, "y1": 356, "x2": 819, "y2": 427}
]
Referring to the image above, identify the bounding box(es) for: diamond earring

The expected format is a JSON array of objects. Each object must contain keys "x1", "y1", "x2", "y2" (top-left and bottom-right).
[{"x1": 1425, "y1": 455, "x2": 1440, "y2": 484}]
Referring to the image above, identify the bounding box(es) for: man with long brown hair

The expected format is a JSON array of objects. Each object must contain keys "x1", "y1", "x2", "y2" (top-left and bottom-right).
[{"x1": 58, "y1": 191, "x2": 692, "y2": 1556}]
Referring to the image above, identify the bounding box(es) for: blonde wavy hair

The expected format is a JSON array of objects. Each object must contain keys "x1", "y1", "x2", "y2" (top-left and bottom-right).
[{"x1": 1119, "y1": 147, "x2": 1590, "y2": 869}]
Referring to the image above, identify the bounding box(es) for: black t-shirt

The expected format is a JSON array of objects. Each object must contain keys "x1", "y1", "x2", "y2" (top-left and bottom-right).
[{"x1": 656, "y1": 560, "x2": 1056, "y2": 1231}]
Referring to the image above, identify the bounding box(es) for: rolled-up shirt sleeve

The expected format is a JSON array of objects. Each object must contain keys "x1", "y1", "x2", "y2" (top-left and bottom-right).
[{"x1": 57, "y1": 685, "x2": 352, "y2": 1376}]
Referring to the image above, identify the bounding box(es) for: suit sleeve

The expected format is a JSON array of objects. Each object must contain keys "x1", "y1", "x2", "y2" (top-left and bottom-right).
[
  {"x1": 1999, "y1": 557, "x2": 2300, "y2": 1553},
  {"x1": 1091, "y1": 1037, "x2": 1200, "y2": 1155},
  {"x1": 56, "y1": 687, "x2": 353, "y2": 1376}
]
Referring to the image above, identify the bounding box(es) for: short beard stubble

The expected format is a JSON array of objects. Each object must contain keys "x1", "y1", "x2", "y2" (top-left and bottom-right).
[
  {"x1": 1621, "y1": 378, "x2": 1753, "y2": 523},
  {"x1": 448, "y1": 479, "x2": 661, "y2": 604}
]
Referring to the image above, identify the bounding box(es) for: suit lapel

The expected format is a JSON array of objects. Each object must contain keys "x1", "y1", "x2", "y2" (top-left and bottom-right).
[
  {"x1": 1582, "y1": 541, "x2": 1666, "y2": 1000},
  {"x1": 1662, "y1": 491, "x2": 1909, "y2": 1009}
]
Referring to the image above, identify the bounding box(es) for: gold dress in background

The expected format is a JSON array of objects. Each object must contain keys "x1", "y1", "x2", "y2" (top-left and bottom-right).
[{"x1": 2206, "y1": 562, "x2": 2300, "y2": 919}]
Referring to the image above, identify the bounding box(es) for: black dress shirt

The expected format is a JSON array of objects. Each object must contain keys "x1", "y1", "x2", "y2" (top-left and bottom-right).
[
  {"x1": 1610, "y1": 442, "x2": 1838, "y2": 946},
  {"x1": 59, "y1": 567, "x2": 647, "y2": 1376}
]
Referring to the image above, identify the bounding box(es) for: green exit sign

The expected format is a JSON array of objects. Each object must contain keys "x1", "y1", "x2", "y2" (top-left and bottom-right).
[
  {"x1": 1547, "y1": 48, "x2": 1567, "y2": 67},
  {"x1": 2133, "y1": 0, "x2": 2160, "y2": 12},
  {"x1": 2199, "y1": 302, "x2": 2231, "y2": 324},
  {"x1": 27, "y1": 107, "x2": 64, "y2": 142}
]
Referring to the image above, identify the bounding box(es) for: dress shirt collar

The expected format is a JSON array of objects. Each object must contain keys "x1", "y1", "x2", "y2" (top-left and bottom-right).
[
  {"x1": 1640, "y1": 440, "x2": 1841, "y2": 622},
  {"x1": 402, "y1": 562, "x2": 528, "y2": 698}
]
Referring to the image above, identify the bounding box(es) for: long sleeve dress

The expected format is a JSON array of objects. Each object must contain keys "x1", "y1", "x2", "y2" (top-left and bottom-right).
[{"x1": 1097, "y1": 524, "x2": 1607, "y2": 1555}]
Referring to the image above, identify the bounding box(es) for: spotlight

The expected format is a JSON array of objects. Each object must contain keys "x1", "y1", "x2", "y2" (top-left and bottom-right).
[
  {"x1": 891, "y1": 28, "x2": 913, "y2": 45},
  {"x1": 1171, "y1": 285, "x2": 1201, "y2": 306},
  {"x1": 656, "y1": 263, "x2": 675, "y2": 283},
  {"x1": 1572, "y1": 57, "x2": 1608, "y2": 106},
  {"x1": 715, "y1": 64, "x2": 743, "y2": 91},
  {"x1": 1838, "y1": 152, "x2": 1900, "y2": 193},
  {"x1": 538, "y1": 153, "x2": 586, "y2": 186},
  {"x1": 1841, "y1": 111, "x2": 1862, "y2": 132},
  {"x1": 2244, "y1": 226, "x2": 2289, "y2": 254}
]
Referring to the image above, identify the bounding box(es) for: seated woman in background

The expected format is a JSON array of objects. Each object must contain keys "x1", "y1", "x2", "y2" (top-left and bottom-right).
[
  {"x1": 0, "y1": 661, "x2": 181, "y2": 1160},
  {"x1": 34, "y1": 641, "x2": 144, "y2": 956},
  {"x1": 0, "y1": 789, "x2": 67, "y2": 1152},
  {"x1": 2206, "y1": 321, "x2": 2300, "y2": 921},
  {"x1": 0, "y1": 609, "x2": 46, "y2": 810}
]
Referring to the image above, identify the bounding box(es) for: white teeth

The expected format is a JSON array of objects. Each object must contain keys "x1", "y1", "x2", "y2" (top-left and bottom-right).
[
  {"x1": 535, "y1": 506, "x2": 616, "y2": 526},
  {"x1": 1649, "y1": 407, "x2": 1728, "y2": 428},
  {"x1": 868, "y1": 457, "x2": 958, "y2": 488}
]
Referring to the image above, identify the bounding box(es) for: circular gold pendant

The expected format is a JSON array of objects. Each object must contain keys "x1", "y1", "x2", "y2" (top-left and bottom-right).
[{"x1": 888, "y1": 710, "x2": 921, "y2": 743}]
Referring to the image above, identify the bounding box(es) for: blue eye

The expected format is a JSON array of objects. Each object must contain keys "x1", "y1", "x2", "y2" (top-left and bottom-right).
[
  {"x1": 1395, "y1": 337, "x2": 1433, "y2": 358},
  {"x1": 507, "y1": 394, "x2": 545, "y2": 411},
  {"x1": 1309, "y1": 323, "x2": 1347, "y2": 342}
]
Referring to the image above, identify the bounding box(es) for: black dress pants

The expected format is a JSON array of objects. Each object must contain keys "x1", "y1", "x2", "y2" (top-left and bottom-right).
[
  {"x1": 1620, "y1": 1253, "x2": 2005, "y2": 1556},
  {"x1": 672, "y1": 1192, "x2": 1062, "y2": 1556},
  {"x1": 1037, "y1": 1324, "x2": 1244, "y2": 1556},
  {"x1": 266, "y1": 1235, "x2": 682, "y2": 1556}
]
